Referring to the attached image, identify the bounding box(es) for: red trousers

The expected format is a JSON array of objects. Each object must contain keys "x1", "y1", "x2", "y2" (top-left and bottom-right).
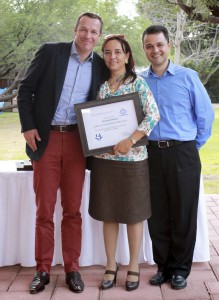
[{"x1": 32, "y1": 130, "x2": 85, "y2": 273}]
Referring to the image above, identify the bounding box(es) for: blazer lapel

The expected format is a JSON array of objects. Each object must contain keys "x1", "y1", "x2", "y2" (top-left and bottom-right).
[
  {"x1": 89, "y1": 52, "x2": 104, "y2": 101},
  {"x1": 54, "y1": 42, "x2": 72, "y2": 107}
]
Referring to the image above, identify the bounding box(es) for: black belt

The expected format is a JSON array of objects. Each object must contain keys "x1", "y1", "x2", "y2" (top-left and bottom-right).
[
  {"x1": 50, "y1": 124, "x2": 78, "y2": 132},
  {"x1": 148, "y1": 140, "x2": 185, "y2": 148}
]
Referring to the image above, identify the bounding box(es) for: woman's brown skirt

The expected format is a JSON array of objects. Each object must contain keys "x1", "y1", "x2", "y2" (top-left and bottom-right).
[{"x1": 89, "y1": 157, "x2": 151, "y2": 224}]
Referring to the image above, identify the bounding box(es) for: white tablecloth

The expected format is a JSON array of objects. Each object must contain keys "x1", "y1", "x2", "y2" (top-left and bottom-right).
[{"x1": 0, "y1": 160, "x2": 210, "y2": 267}]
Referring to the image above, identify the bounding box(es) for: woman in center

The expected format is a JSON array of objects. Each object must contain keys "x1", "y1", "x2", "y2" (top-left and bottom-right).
[{"x1": 89, "y1": 34, "x2": 159, "y2": 291}]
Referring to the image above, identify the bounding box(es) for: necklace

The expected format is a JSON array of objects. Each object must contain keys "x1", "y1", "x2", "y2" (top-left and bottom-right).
[{"x1": 108, "y1": 73, "x2": 126, "y2": 93}]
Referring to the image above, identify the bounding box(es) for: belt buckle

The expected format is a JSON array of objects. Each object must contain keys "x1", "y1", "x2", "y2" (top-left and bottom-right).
[
  {"x1": 158, "y1": 141, "x2": 169, "y2": 148},
  {"x1": 60, "y1": 125, "x2": 67, "y2": 132}
]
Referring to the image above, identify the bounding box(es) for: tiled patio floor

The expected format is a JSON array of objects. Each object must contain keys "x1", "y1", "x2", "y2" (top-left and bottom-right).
[{"x1": 1, "y1": 194, "x2": 219, "y2": 300}]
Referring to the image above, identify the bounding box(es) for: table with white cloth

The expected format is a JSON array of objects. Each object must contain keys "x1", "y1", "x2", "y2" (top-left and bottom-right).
[{"x1": 0, "y1": 160, "x2": 210, "y2": 267}]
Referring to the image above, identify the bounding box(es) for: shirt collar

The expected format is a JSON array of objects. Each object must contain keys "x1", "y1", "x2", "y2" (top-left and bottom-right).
[
  {"x1": 166, "y1": 60, "x2": 175, "y2": 75},
  {"x1": 149, "y1": 59, "x2": 175, "y2": 77},
  {"x1": 71, "y1": 41, "x2": 93, "y2": 61}
]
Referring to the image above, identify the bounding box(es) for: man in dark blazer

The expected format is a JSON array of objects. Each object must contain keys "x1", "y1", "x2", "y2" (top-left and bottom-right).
[{"x1": 17, "y1": 12, "x2": 106, "y2": 294}]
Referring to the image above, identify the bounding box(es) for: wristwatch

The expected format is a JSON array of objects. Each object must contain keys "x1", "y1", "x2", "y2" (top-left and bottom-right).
[{"x1": 129, "y1": 137, "x2": 137, "y2": 145}]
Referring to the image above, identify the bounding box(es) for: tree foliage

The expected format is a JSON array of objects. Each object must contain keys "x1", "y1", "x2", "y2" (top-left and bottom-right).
[
  {"x1": 136, "y1": 0, "x2": 219, "y2": 101},
  {"x1": 0, "y1": 0, "x2": 149, "y2": 80},
  {"x1": 0, "y1": 0, "x2": 103, "y2": 78},
  {"x1": 0, "y1": 0, "x2": 152, "y2": 107},
  {"x1": 181, "y1": 23, "x2": 219, "y2": 85},
  {"x1": 166, "y1": 0, "x2": 219, "y2": 24},
  {"x1": 136, "y1": 0, "x2": 219, "y2": 78}
]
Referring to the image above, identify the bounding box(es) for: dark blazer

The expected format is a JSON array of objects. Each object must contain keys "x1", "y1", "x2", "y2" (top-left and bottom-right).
[{"x1": 18, "y1": 42, "x2": 106, "y2": 160}]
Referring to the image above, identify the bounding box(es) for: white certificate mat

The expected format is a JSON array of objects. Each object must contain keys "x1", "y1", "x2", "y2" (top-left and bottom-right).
[
  {"x1": 82, "y1": 100, "x2": 138, "y2": 150},
  {"x1": 75, "y1": 92, "x2": 148, "y2": 157}
]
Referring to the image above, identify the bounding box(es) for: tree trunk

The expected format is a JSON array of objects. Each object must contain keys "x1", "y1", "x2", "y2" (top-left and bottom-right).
[
  {"x1": 0, "y1": 104, "x2": 18, "y2": 112},
  {"x1": 0, "y1": 69, "x2": 24, "y2": 108},
  {"x1": 174, "y1": 9, "x2": 186, "y2": 64}
]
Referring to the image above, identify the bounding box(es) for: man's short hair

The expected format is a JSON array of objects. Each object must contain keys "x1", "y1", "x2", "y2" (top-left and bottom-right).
[
  {"x1": 75, "y1": 12, "x2": 103, "y2": 34},
  {"x1": 142, "y1": 25, "x2": 169, "y2": 44}
]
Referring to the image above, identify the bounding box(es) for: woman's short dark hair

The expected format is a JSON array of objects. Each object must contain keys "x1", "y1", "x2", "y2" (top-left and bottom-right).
[
  {"x1": 101, "y1": 34, "x2": 137, "y2": 83},
  {"x1": 142, "y1": 25, "x2": 169, "y2": 44},
  {"x1": 75, "y1": 12, "x2": 103, "y2": 34}
]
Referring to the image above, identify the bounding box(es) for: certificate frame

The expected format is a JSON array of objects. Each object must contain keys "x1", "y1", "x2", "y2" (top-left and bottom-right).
[{"x1": 75, "y1": 92, "x2": 148, "y2": 157}]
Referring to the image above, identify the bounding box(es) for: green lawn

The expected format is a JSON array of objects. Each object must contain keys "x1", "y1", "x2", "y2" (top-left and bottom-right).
[
  {"x1": 200, "y1": 108, "x2": 219, "y2": 193},
  {"x1": 0, "y1": 110, "x2": 218, "y2": 194}
]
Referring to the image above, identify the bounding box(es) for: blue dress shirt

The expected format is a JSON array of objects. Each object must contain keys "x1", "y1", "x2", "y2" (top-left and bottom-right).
[
  {"x1": 140, "y1": 60, "x2": 214, "y2": 149},
  {"x1": 52, "y1": 42, "x2": 93, "y2": 125}
]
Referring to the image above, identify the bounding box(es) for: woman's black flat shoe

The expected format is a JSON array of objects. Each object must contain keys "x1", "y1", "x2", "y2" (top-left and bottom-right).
[
  {"x1": 100, "y1": 264, "x2": 119, "y2": 290},
  {"x1": 126, "y1": 270, "x2": 140, "y2": 291}
]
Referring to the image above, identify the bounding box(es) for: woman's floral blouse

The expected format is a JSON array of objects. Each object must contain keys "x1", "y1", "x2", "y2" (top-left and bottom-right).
[{"x1": 95, "y1": 75, "x2": 160, "y2": 161}]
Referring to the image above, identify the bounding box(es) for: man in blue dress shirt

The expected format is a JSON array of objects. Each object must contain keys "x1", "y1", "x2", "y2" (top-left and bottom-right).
[
  {"x1": 140, "y1": 25, "x2": 214, "y2": 290},
  {"x1": 18, "y1": 12, "x2": 106, "y2": 294}
]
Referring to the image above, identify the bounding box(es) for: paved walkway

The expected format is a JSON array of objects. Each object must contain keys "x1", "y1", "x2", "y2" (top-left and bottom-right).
[{"x1": 0, "y1": 194, "x2": 219, "y2": 300}]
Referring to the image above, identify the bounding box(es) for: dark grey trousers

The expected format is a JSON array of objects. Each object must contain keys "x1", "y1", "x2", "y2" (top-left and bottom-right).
[{"x1": 148, "y1": 140, "x2": 201, "y2": 278}]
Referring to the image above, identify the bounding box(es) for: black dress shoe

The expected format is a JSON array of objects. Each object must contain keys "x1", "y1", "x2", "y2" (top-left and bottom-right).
[
  {"x1": 126, "y1": 270, "x2": 140, "y2": 291},
  {"x1": 66, "y1": 271, "x2": 84, "y2": 293},
  {"x1": 150, "y1": 271, "x2": 169, "y2": 285},
  {"x1": 100, "y1": 263, "x2": 119, "y2": 290},
  {"x1": 171, "y1": 275, "x2": 187, "y2": 290},
  {"x1": 29, "y1": 271, "x2": 50, "y2": 294}
]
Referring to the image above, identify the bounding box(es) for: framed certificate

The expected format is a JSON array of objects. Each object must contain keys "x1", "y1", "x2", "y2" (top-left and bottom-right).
[{"x1": 75, "y1": 92, "x2": 148, "y2": 157}]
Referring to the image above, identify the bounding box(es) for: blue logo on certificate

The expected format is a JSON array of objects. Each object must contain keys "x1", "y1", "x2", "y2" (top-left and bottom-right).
[
  {"x1": 119, "y1": 108, "x2": 128, "y2": 116},
  {"x1": 95, "y1": 133, "x2": 103, "y2": 141}
]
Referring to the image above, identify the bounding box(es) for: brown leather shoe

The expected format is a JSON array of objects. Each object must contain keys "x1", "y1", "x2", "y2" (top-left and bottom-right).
[
  {"x1": 29, "y1": 271, "x2": 50, "y2": 294},
  {"x1": 66, "y1": 271, "x2": 84, "y2": 293}
]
